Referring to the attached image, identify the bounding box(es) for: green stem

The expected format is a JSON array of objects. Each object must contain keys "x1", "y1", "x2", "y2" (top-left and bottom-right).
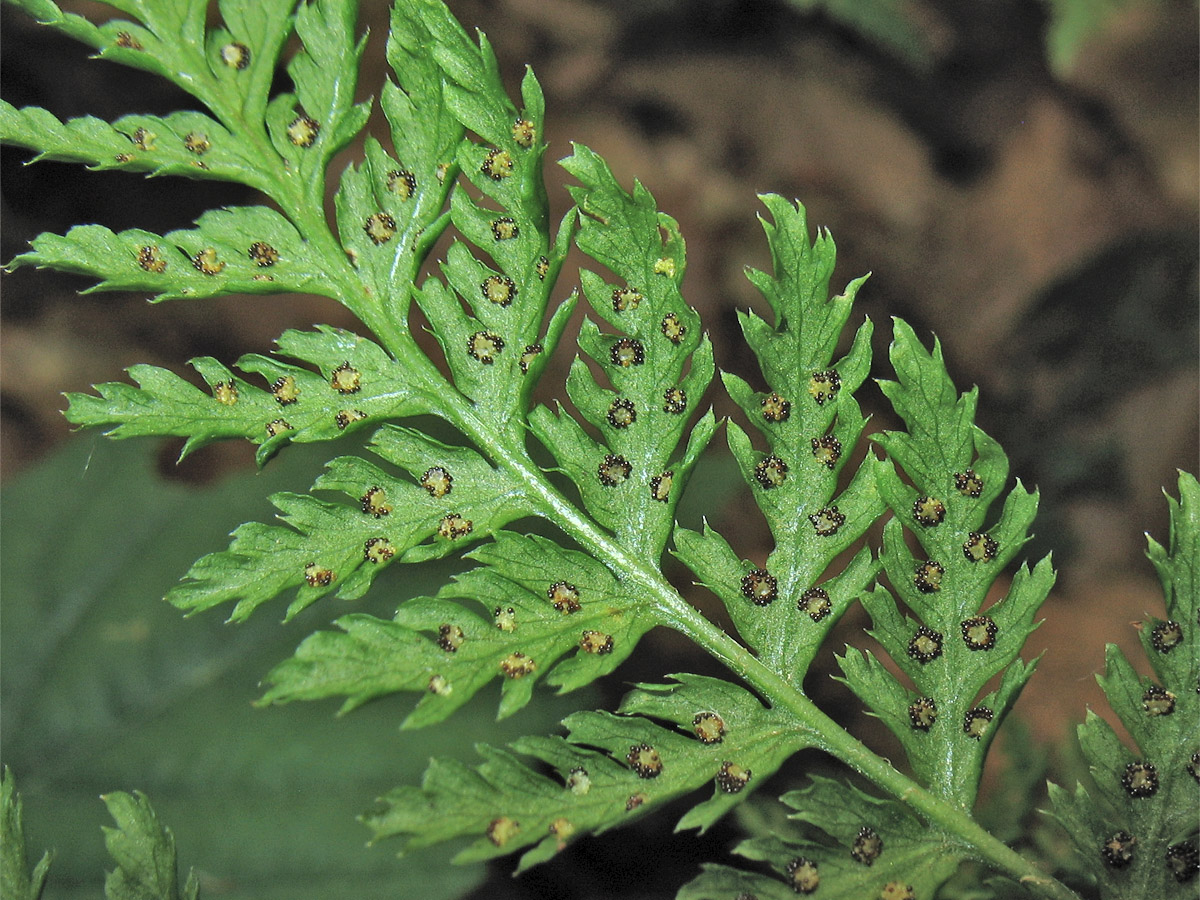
[{"x1": 448, "y1": 399, "x2": 1081, "y2": 900}]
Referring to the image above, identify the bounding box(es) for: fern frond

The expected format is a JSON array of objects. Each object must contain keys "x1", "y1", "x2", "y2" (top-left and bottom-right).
[
  {"x1": 257, "y1": 531, "x2": 658, "y2": 722},
  {"x1": 5, "y1": 2, "x2": 1173, "y2": 899}
]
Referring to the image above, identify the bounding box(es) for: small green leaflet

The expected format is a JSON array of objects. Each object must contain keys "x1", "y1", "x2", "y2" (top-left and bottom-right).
[
  {"x1": 2, "y1": 769, "x2": 52, "y2": 900},
  {"x1": 101, "y1": 792, "x2": 199, "y2": 900},
  {"x1": 9, "y1": 209, "x2": 336, "y2": 301},
  {"x1": 1049, "y1": 472, "x2": 1199, "y2": 898},
  {"x1": 531, "y1": 144, "x2": 717, "y2": 560},
  {"x1": 168, "y1": 425, "x2": 534, "y2": 621},
  {"x1": 0, "y1": 103, "x2": 270, "y2": 189}
]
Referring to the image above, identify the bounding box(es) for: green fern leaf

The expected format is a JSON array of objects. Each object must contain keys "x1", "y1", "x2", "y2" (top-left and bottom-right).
[
  {"x1": 1049, "y1": 472, "x2": 1199, "y2": 897},
  {"x1": 0, "y1": 103, "x2": 270, "y2": 187},
  {"x1": 9, "y1": 210, "x2": 333, "y2": 300},
  {"x1": 5, "y1": 1, "x2": 1171, "y2": 898},
  {"x1": 168, "y1": 425, "x2": 537, "y2": 621}
]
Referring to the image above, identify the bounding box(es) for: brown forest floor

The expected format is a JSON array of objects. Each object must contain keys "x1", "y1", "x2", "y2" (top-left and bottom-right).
[{"x1": 1, "y1": 0, "x2": 1197, "y2": 896}]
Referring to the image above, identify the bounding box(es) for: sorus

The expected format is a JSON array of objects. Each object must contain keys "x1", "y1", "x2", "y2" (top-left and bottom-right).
[
  {"x1": 960, "y1": 615, "x2": 998, "y2": 650},
  {"x1": 955, "y1": 469, "x2": 984, "y2": 498},
  {"x1": 851, "y1": 826, "x2": 883, "y2": 865},
  {"x1": 437, "y1": 513, "x2": 472, "y2": 540},
  {"x1": 220, "y1": 42, "x2": 250, "y2": 69},
  {"x1": 808, "y1": 369, "x2": 840, "y2": 405},
  {"x1": 420, "y1": 466, "x2": 453, "y2": 498},
  {"x1": 908, "y1": 696, "x2": 937, "y2": 730},
  {"x1": 810, "y1": 435, "x2": 841, "y2": 468},
  {"x1": 692, "y1": 711, "x2": 725, "y2": 744},
  {"x1": 387, "y1": 168, "x2": 416, "y2": 199},
  {"x1": 271, "y1": 375, "x2": 300, "y2": 405},
  {"x1": 580, "y1": 633, "x2": 614, "y2": 657},
  {"x1": 248, "y1": 241, "x2": 279, "y2": 266},
  {"x1": 741, "y1": 568, "x2": 778, "y2": 606},
  {"x1": 963, "y1": 706, "x2": 994, "y2": 740},
  {"x1": 360, "y1": 486, "x2": 392, "y2": 518},
  {"x1": 579, "y1": 630, "x2": 613, "y2": 654},
  {"x1": 363, "y1": 213, "x2": 397, "y2": 245},
  {"x1": 547, "y1": 581, "x2": 582, "y2": 614},
  {"x1": 907, "y1": 626, "x2": 943, "y2": 663},
  {"x1": 912, "y1": 495, "x2": 946, "y2": 526},
  {"x1": 191, "y1": 248, "x2": 225, "y2": 275},
  {"x1": 785, "y1": 857, "x2": 819, "y2": 894},
  {"x1": 481, "y1": 147, "x2": 514, "y2": 179},
  {"x1": 798, "y1": 587, "x2": 831, "y2": 621},
  {"x1": 597, "y1": 454, "x2": 631, "y2": 486},
  {"x1": 715, "y1": 761, "x2": 751, "y2": 794},
  {"x1": 913, "y1": 560, "x2": 944, "y2": 593},
  {"x1": 467, "y1": 331, "x2": 504, "y2": 364},
  {"x1": 490, "y1": 217, "x2": 519, "y2": 240},
  {"x1": 626, "y1": 743, "x2": 662, "y2": 778},
  {"x1": 754, "y1": 455, "x2": 788, "y2": 489},
  {"x1": 286, "y1": 114, "x2": 319, "y2": 147},
  {"x1": 330, "y1": 362, "x2": 361, "y2": 394},
  {"x1": 760, "y1": 392, "x2": 790, "y2": 423}
]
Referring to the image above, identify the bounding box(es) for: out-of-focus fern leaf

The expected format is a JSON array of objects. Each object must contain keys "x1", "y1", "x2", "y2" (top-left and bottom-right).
[
  {"x1": 674, "y1": 195, "x2": 883, "y2": 680},
  {"x1": 840, "y1": 319, "x2": 1052, "y2": 806},
  {"x1": 2, "y1": 769, "x2": 52, "y2": 900},
  {"x1": 1049, "y1": 472, "x2": 1199, "y2": 897},
  {"x1": 365, "y1": 675, "x2": 804, "y2": 870},
  {"x1": 782, "y1": 0, "x2": 935, "y2": 69},
  {"x1": 101, "y1": 792, "x2": 199, "y2": 900}
]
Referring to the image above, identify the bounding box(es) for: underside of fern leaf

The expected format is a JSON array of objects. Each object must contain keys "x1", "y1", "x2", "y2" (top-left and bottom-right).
[{"x1": 4, "y1": 1, "x2": 1193, "y2": 899}]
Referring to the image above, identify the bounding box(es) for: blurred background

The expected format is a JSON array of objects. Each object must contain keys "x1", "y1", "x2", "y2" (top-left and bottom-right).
[{"x1": 2, "y1": 0, "x2": 1197, "y2": 897}]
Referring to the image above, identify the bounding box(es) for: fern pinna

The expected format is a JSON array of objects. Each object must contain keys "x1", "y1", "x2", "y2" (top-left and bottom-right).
[{"x1": 1, "y1": 0, "x2": 1195, "y2": 898}]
